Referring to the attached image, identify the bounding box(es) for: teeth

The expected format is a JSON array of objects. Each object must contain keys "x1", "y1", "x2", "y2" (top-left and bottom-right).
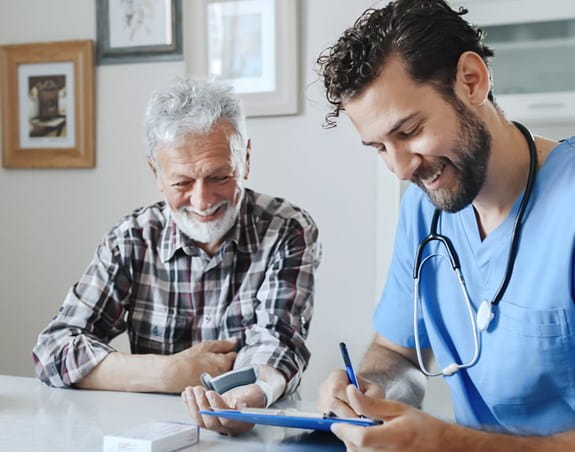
[{"x1": 423, "y1": 166, "x2": 443, "y2": 185}]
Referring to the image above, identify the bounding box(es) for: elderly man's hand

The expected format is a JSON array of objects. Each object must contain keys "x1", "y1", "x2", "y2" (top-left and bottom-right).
[
  {"x1": 181, "y1": 383, "x2": 267, "y2": 436},
  {"x1": 318, "y1": 369, "x2": 384, "y2": 418},
  {"x1": 162, "y1": 339, "x2": 237, "y2": 393}
]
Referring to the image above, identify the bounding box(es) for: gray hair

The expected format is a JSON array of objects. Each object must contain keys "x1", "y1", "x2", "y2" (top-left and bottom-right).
[{"x1": 144, "y1": 77, "x2": 248, "y2": 178}]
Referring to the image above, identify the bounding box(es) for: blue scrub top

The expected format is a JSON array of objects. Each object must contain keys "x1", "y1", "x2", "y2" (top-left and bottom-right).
[{"x1": 374, "y1": 136, "x2": 575, "y2": 435}]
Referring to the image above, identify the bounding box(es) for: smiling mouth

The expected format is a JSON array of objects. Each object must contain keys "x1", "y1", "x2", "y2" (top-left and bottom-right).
[
  {"x1": 421, "y1": 162, "x2": 446, "y2": 188},
  {"x1": 193, "y1": 205, "x2": 225, "y2": 221},
  {"x1": 182, "y1": 201, "x2": 228, "y2": 222}
]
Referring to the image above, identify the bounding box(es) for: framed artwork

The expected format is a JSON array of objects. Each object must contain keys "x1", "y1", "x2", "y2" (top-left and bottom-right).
[
  {"x1": 185, "y1": 0, "x2": 299, "y2": 117},
  {"x1": 96, "y1": 0, "x2": 183, "y2": 64},
  {"x1": 0, "y1": 40, "x2": 95, "y2": 169}
]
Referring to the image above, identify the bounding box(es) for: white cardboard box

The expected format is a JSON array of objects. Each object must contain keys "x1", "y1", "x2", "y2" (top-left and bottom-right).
[{"x1": 103, "y1": 421, "x2": 199, "y2": 452}]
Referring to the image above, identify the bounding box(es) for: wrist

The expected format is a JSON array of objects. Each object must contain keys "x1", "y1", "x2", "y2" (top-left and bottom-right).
[
  {"x1": 254, "y1": 365, "x2": 287, "y2": 406},
  {"x1": 255, "y1": 380, "x2": 275, "y2": 407},
  {"x1": 157, "y1": 353, "x2": 181, "y2": 393}
]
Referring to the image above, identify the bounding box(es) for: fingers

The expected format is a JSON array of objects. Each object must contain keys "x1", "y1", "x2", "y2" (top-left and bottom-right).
[
  {"x1": 347, "y1": 385, "x2": 406, "y2": 420},
  {"x1": 189, "y1": 386, "x2": 234, "y2": 434},
  {"x1": 331, "y1": 422, "x2": 384, "y2": 451},
  {"x1": 182, "y1": 386, "x2": 228, "y2": 433},
  {"x1": 221, "y1": 351, "x2": 237, "y2": 366},
  {"x1": 358, "y1": 375, "x2": 385, "y2": 399},
  {"x1": 333, "y1": 391, "x2": 437, "y2": 451},
  {"x1": 181, "y1": 385, "x2": 254, "y2": 436},
  {"x1": 181, "y1": 386, "x2": 205, "y2": 428},
  {"x1": 318, "y1": 370, "x2": 359, "y2": 418},
  {"x1": 208, "y1": 389, "x2": 254, "y2": 436},
  {"x1": 200, "y1": 338, "x2": 238, "y2": 353},
  {"x1": 331, "y1": 393, "x2": 393, "y2": 452},
  {"x1": 209, "y1": 351, "x2": 237, "y2": 376}
]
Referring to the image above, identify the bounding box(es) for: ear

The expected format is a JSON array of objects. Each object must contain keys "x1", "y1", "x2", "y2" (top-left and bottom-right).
[
  {"x1": 454, "y1": 51, "x2": 491, "y2": 106},
  {"x1": 244, "y1": 138, "x2": 251, "y2": 180},
  {"x1": 147, "y1": 156, "x2": 164, "y2": 192}
]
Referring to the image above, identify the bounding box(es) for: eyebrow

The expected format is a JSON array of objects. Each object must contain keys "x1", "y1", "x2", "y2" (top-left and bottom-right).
[
  {"x1": 169, "y1": 164, "x2": 234, "y2": 179},
  {"x1": 361, "y1": 112, "x2": 420, "y2": 147}
]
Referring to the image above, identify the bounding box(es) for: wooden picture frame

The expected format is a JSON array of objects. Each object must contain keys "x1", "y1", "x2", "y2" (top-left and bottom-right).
[
  {"x1": 96, "y1": 0, "x2": 183, "y2": 64},
  {"x1": 0, "y1": 40, "x2": 95, "y2": 169},
  {"x1": 185, "y1": 0, "x2": 299, "y2": 117}
]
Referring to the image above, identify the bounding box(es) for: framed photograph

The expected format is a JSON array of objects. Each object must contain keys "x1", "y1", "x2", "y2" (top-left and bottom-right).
[
  {"x1": 185, "y1": 0, "x2": 299, "y2": 117},
  {"x1": 96, "y1": 0, "x2": 183, "y2": 64},
  {"x1": 0, "y1": 40, "x2": 95, "y2": 169}
]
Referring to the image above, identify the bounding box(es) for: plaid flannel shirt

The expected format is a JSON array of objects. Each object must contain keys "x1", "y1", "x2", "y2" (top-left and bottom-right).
[{"x1": 33, "y1": 189, "x2": 321, "y2": 394}]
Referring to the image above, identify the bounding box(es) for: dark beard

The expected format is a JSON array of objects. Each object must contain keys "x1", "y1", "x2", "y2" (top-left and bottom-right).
[{"x1": 412, "y1": 98, "x2": 491, "y2": 213}]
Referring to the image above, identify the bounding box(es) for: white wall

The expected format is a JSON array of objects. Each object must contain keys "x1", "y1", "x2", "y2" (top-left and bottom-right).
[{"x1": 0, "y1": 0, "x2": 398, "y2": 408}]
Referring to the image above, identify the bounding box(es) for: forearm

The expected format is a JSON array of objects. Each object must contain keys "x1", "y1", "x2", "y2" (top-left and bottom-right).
[
  {"x1": 75, "y1": 351, "x2": 173, "y2": 393},
  {"x1": 359, "y1": 338, "x2": 426, "y2": 407},
  {"x1": 441, "y1": 422, "x2": 575, "y2": 452}
]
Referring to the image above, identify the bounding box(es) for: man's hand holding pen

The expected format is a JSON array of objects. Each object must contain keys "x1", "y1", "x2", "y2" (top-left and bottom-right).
[
  {"x1": 318, "y1": 369, "x2": 385, "y2": 418},
  {"x1": 317, "y1": 343, "x2": 385, "y2": 418}
]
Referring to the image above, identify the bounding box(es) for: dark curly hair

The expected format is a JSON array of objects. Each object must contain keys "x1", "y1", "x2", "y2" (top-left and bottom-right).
[{"x1": 316, "y1": 0, "x2": 494, "y2": 127}]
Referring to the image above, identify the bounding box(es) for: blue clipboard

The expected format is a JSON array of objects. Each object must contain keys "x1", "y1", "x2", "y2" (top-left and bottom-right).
[{"x1": 199, "y1": 408, "x2": 382, "y2": 432}]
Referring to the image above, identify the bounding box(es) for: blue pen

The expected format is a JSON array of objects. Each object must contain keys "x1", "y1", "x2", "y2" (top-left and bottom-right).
[{"x1": 339, "y1": 342, "x2": 361, "y2": 391}]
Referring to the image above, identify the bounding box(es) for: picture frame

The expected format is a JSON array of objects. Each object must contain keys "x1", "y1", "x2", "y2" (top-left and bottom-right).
[
  {"x1": 185, "y1": 0, "x2": 299, "y2": 117},
  {"x1": 0, "y1": 40, "x2": 95, "y2": 169},
  {"x1": 96, "y1": 0, "x2": 183, "y2": 65}
]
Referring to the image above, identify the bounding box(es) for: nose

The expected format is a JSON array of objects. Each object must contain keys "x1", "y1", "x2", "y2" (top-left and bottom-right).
[
  {"x1": 189, "y1": 179, "x2": 216, "y2": 211},
  {"x1": 385, "y1": 144, "x2": 421, "y2": 181}
]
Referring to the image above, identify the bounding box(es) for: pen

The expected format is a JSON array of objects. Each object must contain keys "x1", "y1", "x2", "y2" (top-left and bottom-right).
[{"x1": 339, "y1": 342, "x2": 361, "y2": 391}]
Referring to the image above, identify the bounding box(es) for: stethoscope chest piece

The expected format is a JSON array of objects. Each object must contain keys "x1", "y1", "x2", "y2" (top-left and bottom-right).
[{"x1": 477, "y1": 300, "x2": 494, "y2": 332}]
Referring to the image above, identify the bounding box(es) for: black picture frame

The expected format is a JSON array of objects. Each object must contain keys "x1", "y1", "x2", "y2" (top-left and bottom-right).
[{"x1": 96, "y1": 0, "x2": 183, "y2": 65}]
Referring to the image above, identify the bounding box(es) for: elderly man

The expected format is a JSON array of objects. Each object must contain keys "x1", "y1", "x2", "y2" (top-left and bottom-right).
[
  {"x1": 316, "y1": 0, "x2": 575, "y2": 450},
  {"x1": 33, "y1": 78, "x2": 320, "y2": 435}
]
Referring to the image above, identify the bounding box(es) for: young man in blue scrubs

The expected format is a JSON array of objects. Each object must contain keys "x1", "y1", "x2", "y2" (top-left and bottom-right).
[{"x1": 316, "y1": 0, "x2": 575, "y2": 449}]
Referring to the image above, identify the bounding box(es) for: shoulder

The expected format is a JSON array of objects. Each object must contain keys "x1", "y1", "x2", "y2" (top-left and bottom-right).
[
  {"x1": 246, "y1": 188, "x2": 318, "y2": 234},
  {"x1": 536, "y1": 137, "x2": 575, "y2": 194},
  {"x1": 106, "y1": 201, "x2": 168, "y2": 245},
  {"x1": 547, "y1": 136, "x2": 575, "y2": 172}
]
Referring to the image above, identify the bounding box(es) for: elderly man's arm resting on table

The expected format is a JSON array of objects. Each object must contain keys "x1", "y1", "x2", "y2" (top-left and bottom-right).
[
  {"x1": 32, "y1": 234, "x2": 237, "y2": 394},
  {"x1": 75, "y1": 340, "x2": 237, "y2": 393}
]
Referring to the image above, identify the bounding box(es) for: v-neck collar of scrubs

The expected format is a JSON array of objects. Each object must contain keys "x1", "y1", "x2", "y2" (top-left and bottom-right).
[
  {"x1": 459, "y1": 192, "x2": 522, "y2": 269},
  {"x1": 457, "y1": 137, "x2": 566, "y2": 273}
]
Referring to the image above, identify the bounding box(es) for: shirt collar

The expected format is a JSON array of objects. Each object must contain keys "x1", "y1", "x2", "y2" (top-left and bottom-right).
[
  {"x1": 159, "y1": 203, "x2": 199, "y2": 262},
  {"x1": 159, "y1": 189, "x2": 260, "y2": 262}
]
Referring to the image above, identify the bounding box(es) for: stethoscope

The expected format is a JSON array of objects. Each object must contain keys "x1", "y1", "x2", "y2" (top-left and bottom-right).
[{"x1": 413, "y1": 121, "x2": 537, "y2": 377}]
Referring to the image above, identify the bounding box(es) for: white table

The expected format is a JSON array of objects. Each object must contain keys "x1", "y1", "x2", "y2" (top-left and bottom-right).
[{"x1": 0, "y1": 375, "x2": 344, "y2": 451}]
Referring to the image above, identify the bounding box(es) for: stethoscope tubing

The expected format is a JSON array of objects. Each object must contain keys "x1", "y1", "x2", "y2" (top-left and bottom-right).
[{"x1": 412, "y1": 121, "x2": 537, "y2": 377}]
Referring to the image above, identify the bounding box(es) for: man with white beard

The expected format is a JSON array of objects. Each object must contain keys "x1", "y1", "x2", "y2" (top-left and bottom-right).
[{"x1": 33, "y1": 78, "x2": 321, "y2": 435}]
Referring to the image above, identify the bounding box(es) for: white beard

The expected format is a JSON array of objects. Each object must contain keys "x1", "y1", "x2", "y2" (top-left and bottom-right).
[{"x1": 171, "y1": 192, "x2": 243, "y2": 245}]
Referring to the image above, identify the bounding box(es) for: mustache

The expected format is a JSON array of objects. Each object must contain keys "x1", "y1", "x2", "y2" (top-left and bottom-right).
[{"x1": 180, "y1": 200, "x2": 229, "y2": 216}]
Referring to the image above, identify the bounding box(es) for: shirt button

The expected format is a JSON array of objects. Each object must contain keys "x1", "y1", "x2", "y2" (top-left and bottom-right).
[{"x1": 205, "y1": 315, "x2": 212, "y2": 323}]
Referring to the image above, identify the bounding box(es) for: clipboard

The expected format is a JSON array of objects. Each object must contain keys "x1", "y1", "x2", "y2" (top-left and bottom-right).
[{"x1": 199, "y1": 408, "x2": 382, "y2": 432}]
